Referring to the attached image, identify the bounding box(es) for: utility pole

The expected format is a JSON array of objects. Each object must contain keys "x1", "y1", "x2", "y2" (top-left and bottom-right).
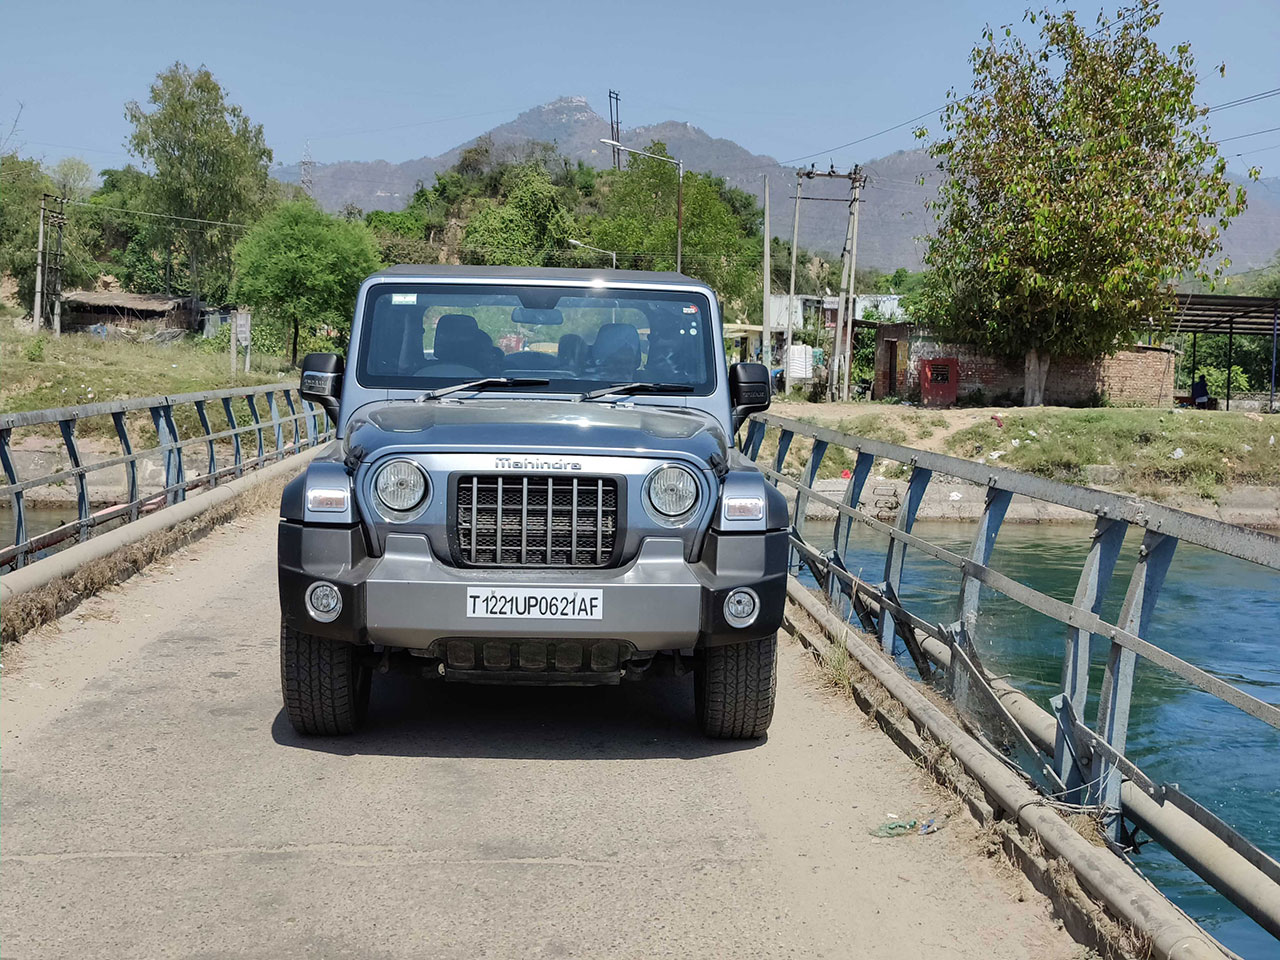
[
  {"x1": 608, "y1": 90, "x2": 622, "y2": 170},
  {"x1": 762, "y1": 176, "x2": 771, "y2": 369},
  {"x1": 842, "y1": 167, "x2": 865, "y2": 402},
  {"x1": 45, "y1": 195, "x2": 67, "y2": 338},
  {"x1": 831, "y1": 209, "x2": 854, "y2": 402},
  {"x1": 784, "y1": 169, "x2": 802, "y2": 393},
  {"x1": 34, "y1": 195, "x2": 45, "y2": 327},
  {"x1": 300, "y1": 140, "x2": 314, "y2": 197}
]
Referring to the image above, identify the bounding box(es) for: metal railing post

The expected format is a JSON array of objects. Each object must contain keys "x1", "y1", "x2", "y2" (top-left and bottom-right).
[
  {"x1": 0, "y1": 428, "x2": 27, "y2": 567},
  {"x1": 1093, "y1": 529, "x2": 1177, "y2": 838},
  {"x1": 1054, "y1": 516, "x2": 1128, "y2": 797},
  {"x1": 772, "y1": 428, "x2": 794, "y2": 480},
  {"x1": 149, "y1": 402, "x2": 185, "y2": 504},
  {"x1": 794, "y1": 438, "x2": 828, "y2": 534},
  {"x1": 246, "y1": 394, "x2": 265, "y2": 466},
  {"x1": 193, "y1": 400, "x2": 217, "y2": 487},
  {"x1": 878, "y1": 465, "x2": 932, "y2": 655},
  {"x1": 282, "y1": 390, "x2": 301, "y2": 453},
  {"x1": 743, "y1": 418, "x2": 766, "y2": 460},
  {"x1": 266, "y1": 390, "x2": 284, "y2": 462},
  {"x1": 301, "y1": 399, "x2": 317, "y2": 448},
  {"x1": 221, "y1": 397, "x2": 244, "y2": 477},
  {"x1": 111, "y1": 411, "x2": 139, "y2": 520},
  {"x1": 834, "y1": 450, "x2": 875, "y2": 556},
  {"x1": 57, "y1": 418, "x2": 91, "y2": 541}
]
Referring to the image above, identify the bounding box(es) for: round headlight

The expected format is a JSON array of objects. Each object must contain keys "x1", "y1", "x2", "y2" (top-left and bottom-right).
[
  {"x1": 374, "y1": 459, "x2": 427, "y2": 514},
  {"x1": 646, "y1": 464, "x2": 699, "y2": 519}
]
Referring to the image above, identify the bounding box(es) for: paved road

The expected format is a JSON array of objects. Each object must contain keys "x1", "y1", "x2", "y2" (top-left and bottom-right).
[{"x1": 1, "y1": 510, "x2": 1077, "y2": 959}]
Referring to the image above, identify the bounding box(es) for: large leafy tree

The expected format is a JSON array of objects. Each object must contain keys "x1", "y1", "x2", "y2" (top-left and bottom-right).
[
  {"x1": 126, "y1": 63, "x2": 272, "y2": 314},
  {"x1": 232, "y1": 201, "x2": 381, "y2": 364},
  {"x1": 590, "y1": 143, "x2": 760, "y2": 319},
  {"x1": 914, "y1": 0, "x2": 1252, "y2": 405},
  {"x1": 461, "y1": 164, "x2": 577, "y2": 266}
]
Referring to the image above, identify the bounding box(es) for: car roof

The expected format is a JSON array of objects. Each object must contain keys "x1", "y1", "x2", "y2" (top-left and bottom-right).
[{"x1": 367, "y1": 264, "x2": 705, "y2": 288}]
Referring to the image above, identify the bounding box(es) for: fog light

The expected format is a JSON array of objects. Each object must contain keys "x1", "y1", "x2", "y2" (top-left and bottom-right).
[
  {"x1": 723, "y1": 587, "x2": 759, "y2": 629},
  {"x1": 306, "y1": 581, "x2": 342, "y2": 622}
]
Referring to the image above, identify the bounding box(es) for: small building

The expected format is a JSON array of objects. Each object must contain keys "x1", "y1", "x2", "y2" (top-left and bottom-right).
[
  {"x1": 873, "y1": 322, "x2": 1177, "y2": 407},
  {"x1": 60, "y1": 291, "x2": 194, "y2": 331}
]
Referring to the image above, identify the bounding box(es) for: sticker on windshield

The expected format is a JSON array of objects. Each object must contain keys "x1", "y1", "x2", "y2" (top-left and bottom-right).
[
  {"x1": 391, "y1": 293, "x2": 417, "y2": 305},
  {"x1": 682, "y1": 304, "x2": 699, "y2": 314}
]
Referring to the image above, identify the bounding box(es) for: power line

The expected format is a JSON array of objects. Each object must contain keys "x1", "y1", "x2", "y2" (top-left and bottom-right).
[
  {"x1": 64, "y1": 199, "x2": 248, "y2": 229},
  {"x1": 1207, "y1": 87, "x2": 1280, "y2": 112}
]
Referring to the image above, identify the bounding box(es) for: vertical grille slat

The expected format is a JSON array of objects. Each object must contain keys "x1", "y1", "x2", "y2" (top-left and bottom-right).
[{"x1": 455, "y1": 473, "x2": 617, "y2": 568}]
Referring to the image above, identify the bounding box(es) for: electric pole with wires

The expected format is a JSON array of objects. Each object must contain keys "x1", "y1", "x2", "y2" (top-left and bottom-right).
[
  {"x1": 38, "y1": 194, "x2": 67, "y2": 336},
  {"x1": 608, "y1": 90, "x2": 622, "y2": 170}
]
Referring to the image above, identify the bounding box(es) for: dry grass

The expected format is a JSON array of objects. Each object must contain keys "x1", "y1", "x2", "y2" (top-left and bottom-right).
[{"x1": 1, "y1": 472, "x2": 288, "y2": 644}]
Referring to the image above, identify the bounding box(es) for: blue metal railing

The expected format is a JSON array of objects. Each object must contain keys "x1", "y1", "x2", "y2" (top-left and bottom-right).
[
  {"x1": 0, "y1": 384, "x2": 333, "y2": 569},
  {"x1": 744, "y1": 411, "x2": 1280, "y2": 940}
]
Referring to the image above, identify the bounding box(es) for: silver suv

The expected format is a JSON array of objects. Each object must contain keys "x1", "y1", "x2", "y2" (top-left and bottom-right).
[{"x1": 279, "y1": 266, "x2": 785, "y2": 739}]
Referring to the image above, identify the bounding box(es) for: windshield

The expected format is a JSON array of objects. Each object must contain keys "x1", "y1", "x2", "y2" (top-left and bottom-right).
[{"x1": 355, "y1": 283, "x2": 717, "y2": 395}]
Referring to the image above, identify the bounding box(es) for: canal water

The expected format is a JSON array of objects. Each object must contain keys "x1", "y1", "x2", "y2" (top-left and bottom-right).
[
  {"x1": 0, "y1": 505, "x2": 83, "y2": 563},
  {"x1": 797, "y1": 518, "x2": 1279, "y2": 958}
]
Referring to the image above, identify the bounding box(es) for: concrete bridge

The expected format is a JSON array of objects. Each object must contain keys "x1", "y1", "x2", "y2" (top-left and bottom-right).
[
  {"x1": 2, "y1": 388, "x2": 1278, "y2": 958},
  {"x1": 1, "y1": 502, "x2": 1085, "y2": 959}
]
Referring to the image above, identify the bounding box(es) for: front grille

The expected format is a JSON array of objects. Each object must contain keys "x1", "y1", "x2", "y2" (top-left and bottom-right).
[{"x1": 455, "y1": 475, "x2": 619, "y2": 568}]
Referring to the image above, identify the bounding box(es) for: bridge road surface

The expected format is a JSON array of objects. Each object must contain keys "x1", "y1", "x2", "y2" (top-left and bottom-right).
[{"x1": 1, "y1": 509, "x2": 1078, "y2": 959}]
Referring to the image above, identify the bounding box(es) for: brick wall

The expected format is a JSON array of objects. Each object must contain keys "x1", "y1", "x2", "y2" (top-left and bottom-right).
[{"x1": 873, "y1": 325, "x2": 1177, "y2": 406}]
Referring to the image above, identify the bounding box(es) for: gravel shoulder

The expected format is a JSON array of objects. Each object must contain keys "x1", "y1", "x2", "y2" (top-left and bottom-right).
[{"x1": 2, "y1": 508, "x2": 1078, "y2": 959}]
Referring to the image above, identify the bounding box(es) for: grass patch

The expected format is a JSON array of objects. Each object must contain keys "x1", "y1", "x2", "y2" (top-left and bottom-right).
[
  {"x1": 944, "y1": 408, "x2": 1278, "y2": 497},
  {"x1": 1, "y1": 322, "x2": 293, "y2": 443}
]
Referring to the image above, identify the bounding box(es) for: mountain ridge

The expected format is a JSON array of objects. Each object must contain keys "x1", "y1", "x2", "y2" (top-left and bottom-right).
[{"x1": 279, "y1": 96, "x2": 1280, "y2": 274}]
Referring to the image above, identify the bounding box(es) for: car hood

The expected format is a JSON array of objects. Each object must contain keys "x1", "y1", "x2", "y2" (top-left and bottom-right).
[{"x1": 344, "y1": 399, "x2": 730, "y2": 467}]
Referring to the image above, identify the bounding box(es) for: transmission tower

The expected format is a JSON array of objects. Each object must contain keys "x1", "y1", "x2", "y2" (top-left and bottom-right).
[
  {"x1": 300, "y1": 140, "x2": 314, "y2": 196},
  {"x1": 608, "y1": 90, "x2": 621, "y2": 169}
]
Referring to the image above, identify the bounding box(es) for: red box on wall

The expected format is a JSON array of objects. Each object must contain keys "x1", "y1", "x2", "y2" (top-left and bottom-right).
[{"x1": 919, "y1": 358, "x2": 959, "y2": 407}]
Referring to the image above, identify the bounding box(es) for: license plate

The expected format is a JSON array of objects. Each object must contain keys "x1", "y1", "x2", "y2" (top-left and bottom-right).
[{"x1": 465, "y1": 587, "x2": 603, "y2": 620}]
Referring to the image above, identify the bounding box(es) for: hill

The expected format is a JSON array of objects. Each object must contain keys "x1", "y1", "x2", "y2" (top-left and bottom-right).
[{"x1": 278, "y1": 96, "x2": 1280, "y2": 274}]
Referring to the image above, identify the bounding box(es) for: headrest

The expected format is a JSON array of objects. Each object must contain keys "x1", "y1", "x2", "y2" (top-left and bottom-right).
[
  {"x1": 558, "y1": 333, "x2": 586, "y2": 364},
  {"x1": 590, "y1": 323, "x2": 640, "y2": 361},
  {"x1": 434, "y1": 314, "x2": 480, "y2": 364},
  {"x1": 589, "y1": 323, "x2": 641, "y2": 377}
]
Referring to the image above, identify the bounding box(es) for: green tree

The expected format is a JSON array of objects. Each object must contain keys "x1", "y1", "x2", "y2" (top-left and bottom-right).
[
  {"x1": 913, "y1": 0, "x2": 1252, "y2": 405},
  {"x1": 232, "y1": 201, "x2": 381, "y2": 364},
  {"x1": 461, "y1": 164, "x2": 576, "y2": 266},
  {"x1": 47, "y1": 157, "x2": 96, "y2": 200},
  {"x1": 0, "y1": 154, "x2": 99, "y2": 312},
  {"x1": 590, "y1": 143, "x2": 759, "y2": 319},
  {"x1": 126, "y1": 62, "x2": 273, "y2": 316}
]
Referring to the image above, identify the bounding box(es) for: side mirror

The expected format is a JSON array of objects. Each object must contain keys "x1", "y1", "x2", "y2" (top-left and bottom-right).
[
  {"x1": 300, "y1": 353, "x2": 343, "y2": 424},
  {"x1": 729, "y1": 362, "x2": 771, "y2": 433}
]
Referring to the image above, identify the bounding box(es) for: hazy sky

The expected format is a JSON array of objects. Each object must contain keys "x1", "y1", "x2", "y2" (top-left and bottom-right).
[{"x1": 4, "y1": 0, "x2": 1277, "y2": 178}]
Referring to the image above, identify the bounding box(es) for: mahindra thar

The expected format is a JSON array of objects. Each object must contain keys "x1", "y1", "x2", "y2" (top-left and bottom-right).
[{"x1": 279, "y1": 265, "x2": 786, "y2": 739}]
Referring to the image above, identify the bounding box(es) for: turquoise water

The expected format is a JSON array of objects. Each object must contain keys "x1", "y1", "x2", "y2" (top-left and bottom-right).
[{"x1": 798, "y1": 517, "x2": 1280, "y2": 958}]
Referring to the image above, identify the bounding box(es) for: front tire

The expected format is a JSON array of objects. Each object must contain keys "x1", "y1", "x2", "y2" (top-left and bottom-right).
[
  {"x1": 695, "y1": 634, "x2": 777, "y2": 739},
  {"x1": 280, "y1": 622, "x2": 371, "y2": 735}
]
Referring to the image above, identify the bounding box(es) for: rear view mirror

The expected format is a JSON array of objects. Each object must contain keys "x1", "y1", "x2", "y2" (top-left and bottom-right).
[
  {"x1": 300, "y1": 353, "x2": 343, "y2": 423},
  {"x1": 513, "y1": 306, "x2": 565, "y2": 326},
  {"x1": 729, "y1": 362, "x2": 771, "y2": 433}
]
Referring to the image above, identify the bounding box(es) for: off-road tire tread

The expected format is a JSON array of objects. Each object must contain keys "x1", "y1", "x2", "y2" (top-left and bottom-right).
[
  {"x1": 697, "y1": 634, "x2": 777, "y2": 739},
  {"x1": 280, "y1": 623, "x2": 369, "y2": 735}
]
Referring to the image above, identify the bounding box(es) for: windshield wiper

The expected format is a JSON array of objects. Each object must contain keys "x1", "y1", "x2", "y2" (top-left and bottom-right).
[
  {"x1": 415, "y1": 377, "x2": 550, "y2": 402},
  {"x1": 578, "y1": 382, "x2": 696, "y2": 401}
]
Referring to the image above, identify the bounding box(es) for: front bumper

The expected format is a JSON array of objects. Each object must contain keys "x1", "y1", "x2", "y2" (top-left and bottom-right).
[{"x1": 278, "y1": 522, "x2": 786, "y2": 652}]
